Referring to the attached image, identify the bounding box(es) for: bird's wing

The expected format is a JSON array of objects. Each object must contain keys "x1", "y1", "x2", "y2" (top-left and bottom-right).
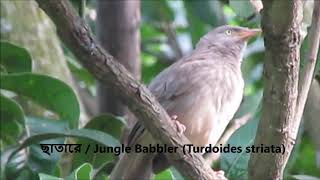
[
  {"x1": 149, "y1": 60, "x2": 214, "y2": 105},
  {"x1": 128, "y1": 59, "x2": 221, "y2": 146},
  {"x1": 127, "y1": 60, "x2": 192, "y2": 146}
]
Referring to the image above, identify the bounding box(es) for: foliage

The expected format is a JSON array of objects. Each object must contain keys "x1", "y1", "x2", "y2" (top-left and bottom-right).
[
  {"x1": 0, "y1": 41, "x2": 32, "y2": 73},
  {"x1": 0, "y1": 42, "x2": 121, "y2": 179},
  {"x1": 1, "y1": 0, "x2": 319, "y2": 179},
  {"x1": 0, "y1": 41, "x2": 174, "y2": 179}
]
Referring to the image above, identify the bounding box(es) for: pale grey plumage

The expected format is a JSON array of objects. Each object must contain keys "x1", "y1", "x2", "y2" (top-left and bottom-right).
[
  {"x1": 110, "y1": 25, "x2": 260, "y2": 179},
  {"x1": 149, "y1": 57, "x2": 244, "y2": 147}
]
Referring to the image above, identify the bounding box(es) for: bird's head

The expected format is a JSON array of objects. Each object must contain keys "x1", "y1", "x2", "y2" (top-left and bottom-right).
[{"x1": 196, "y1": 25, "x2": 261, "y2": 60}]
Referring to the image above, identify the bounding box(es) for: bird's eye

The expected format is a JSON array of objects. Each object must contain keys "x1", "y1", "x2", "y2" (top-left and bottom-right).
[{"x1": 225, "y1": 30, "x2": 232, "y2": 35}]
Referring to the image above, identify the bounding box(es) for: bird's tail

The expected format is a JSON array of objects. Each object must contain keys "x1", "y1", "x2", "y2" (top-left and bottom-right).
[
  {"x1": 110, "y1": 128, "x2": 156, "y2": 180},
  {"x1": 110, "y1": 150, "x2": 154, "y2": 180}
]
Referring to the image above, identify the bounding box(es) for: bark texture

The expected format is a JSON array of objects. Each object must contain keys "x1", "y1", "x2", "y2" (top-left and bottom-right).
[
  {"x1": 248, "y1": 0, "x2": 303, "y2": 179},
  {"x1": 96, "y1": 1, "x2": 140, "y2": 132},
  {"x1": 35, "y1": 0, "x2": 219, "y2": 179}
]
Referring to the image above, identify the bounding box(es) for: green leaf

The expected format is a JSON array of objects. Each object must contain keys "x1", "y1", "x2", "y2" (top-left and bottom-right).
[
  {"x1": 0, "y1": 41, "x2": 32, "y2": 73},
  {"x1": 155, "y1": 169, "x2": 174, "y2": 180},
  {"x1": 184, "y1": 0, "x2": 225, "y2": 27},
  {"x1": 170, "y1": 167, "x2": 183, "y2": 180},
  {"x1": 1, "y1": 147, "x2": 18, "y2": 180},
  {"x1": 3, "y1": 128, "x2": 119, "y2": 175},
  {"x1": 2, "y1": 117, "x2": 68, "y2": 179},
  {"x1": 292, "y1": 175, "x2": 320, "y2": 180},
  {"x1": 85, "y1": 114, "x2": 126, "y2": 139},
  {"x1": 26, "y1": 117, "x2": 69, "y2": 135},
  {"x1": 72, "y1": 114, "x2": 125, "y2": 169},
  {"x1": 0, "y1": 94, "x2": 24, "y2": 148},
  {"x1": 142, "y1": 1, "x2": 174, "y2": 22},
  {"x1": 9, "y1": 129, "x2": 119, "y2": 156},
  {"x1": 0, "y1": 73, "x2": 80, "y2": 128},
  {"x1": 91, "y1": 161, "x2": 113, "y2": 179},
  {"x1": 66, "y1": 56, "x2": 95, "y2": 90},
  {"x1": 142, "y1": 53, "x2": 168, "y2": 84},
  {"x1": 141, "y1": 23, "x2": 164, "y2": 41},
  {"x1": 184, "y1": 1, "x2": 208, "y2": 46},
  {"x1": 66, "y1": 163, "x2": 93, "y2": 180},
  {"x1": 1, "y1": 114, "x2": 119, "y2": 177},
  {"x1": 289, "y1": 136, "x2": 320, "y2": 177},
  {"x1": 25, "y1": 117, "x2": 67, "y2": 175},
  {"x1": 39, "y1": 173, "x2": 63, "y2": 180},
  {"x1": 229, "y1": 0, "x2": 255, "y2": 18}
]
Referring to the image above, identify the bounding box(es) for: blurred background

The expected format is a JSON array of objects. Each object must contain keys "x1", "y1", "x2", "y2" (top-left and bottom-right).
[{"x1": 0, "y1": 0, "x2": 319, "y2": 180}]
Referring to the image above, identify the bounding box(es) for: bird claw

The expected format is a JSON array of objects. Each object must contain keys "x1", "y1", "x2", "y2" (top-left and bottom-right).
[
  {"x1": 171, "y1": 115, "x2": 186, "y2": 134},
  {"x1": 214, "y1": 170, "x2": 227, "y2": 180}
]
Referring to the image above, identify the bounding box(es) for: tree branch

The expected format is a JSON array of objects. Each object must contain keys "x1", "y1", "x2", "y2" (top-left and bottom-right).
[
  {"x1": 160, "y1": 22, "x2": 184, "y2": 59},
  {"x1": 249, "y1": 0, "x2": 304, "y2": 179},
  {"x1": 141, "y1": 46, "x2": 176, "y2": 65},
  {"x1": 294, "y1": 0, "x2": 320, "y2": 134},
  {"x1": 35, "y1": 0, "x2": 220, "y2": 179},
  {"x1": 149, "y1": 22, "x2": 184, "y2": 59}
]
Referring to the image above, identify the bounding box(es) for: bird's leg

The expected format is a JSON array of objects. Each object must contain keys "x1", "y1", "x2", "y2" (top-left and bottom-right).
[
  {"x1": 171, "y1": 115, "x2": 186, "y2": 134},
  {"x1": 214, "y1": 170, "x2": 226, "y2": 179}
]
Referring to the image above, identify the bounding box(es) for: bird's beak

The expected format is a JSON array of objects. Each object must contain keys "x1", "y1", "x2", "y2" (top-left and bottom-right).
[{"x1": 237, "y1": 28, "x2": 262, "y2": 40}]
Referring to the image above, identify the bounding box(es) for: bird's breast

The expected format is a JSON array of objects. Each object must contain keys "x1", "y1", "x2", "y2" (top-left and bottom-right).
[
  {"x1": 150, "y1": 59, "x2": 244, "y2": 147},
  {"x1": 172, "y1": 64, "x2": 244, "y2": 147}
]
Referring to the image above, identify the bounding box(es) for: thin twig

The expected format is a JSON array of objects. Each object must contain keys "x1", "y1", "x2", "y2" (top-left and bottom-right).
[
  {"x1": 204, "y1": 113, "x2": 253, "y2": 163},
  {"x1": 79, "y1": 0, "x2": 86, "y2": 18},
  {"x1": 294, "y1": 0, "x2": 320, "y2": 133},
  {"x1": 142, "y1": 46, "x2": 175, "y2": 65},
  {"x1": 161, "y1": 22, "x2": 184, "y2": 59},
  {"x1": 152, "y1": 22, "x2": 183, "y2": 59}
]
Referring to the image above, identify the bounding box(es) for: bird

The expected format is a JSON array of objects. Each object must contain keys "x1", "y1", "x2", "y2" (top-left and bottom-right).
[{"x1": 110, "y1": 25, "x2": 261, "y2": 179}]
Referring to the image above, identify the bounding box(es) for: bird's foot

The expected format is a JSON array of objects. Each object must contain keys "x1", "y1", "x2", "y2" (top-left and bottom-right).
[
  {"x1": 171, "y1": 115, "x2": 186, "y2": 134},
  {"x1": 214, "y1": 170, "x2": 226, "y2": 179}
]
